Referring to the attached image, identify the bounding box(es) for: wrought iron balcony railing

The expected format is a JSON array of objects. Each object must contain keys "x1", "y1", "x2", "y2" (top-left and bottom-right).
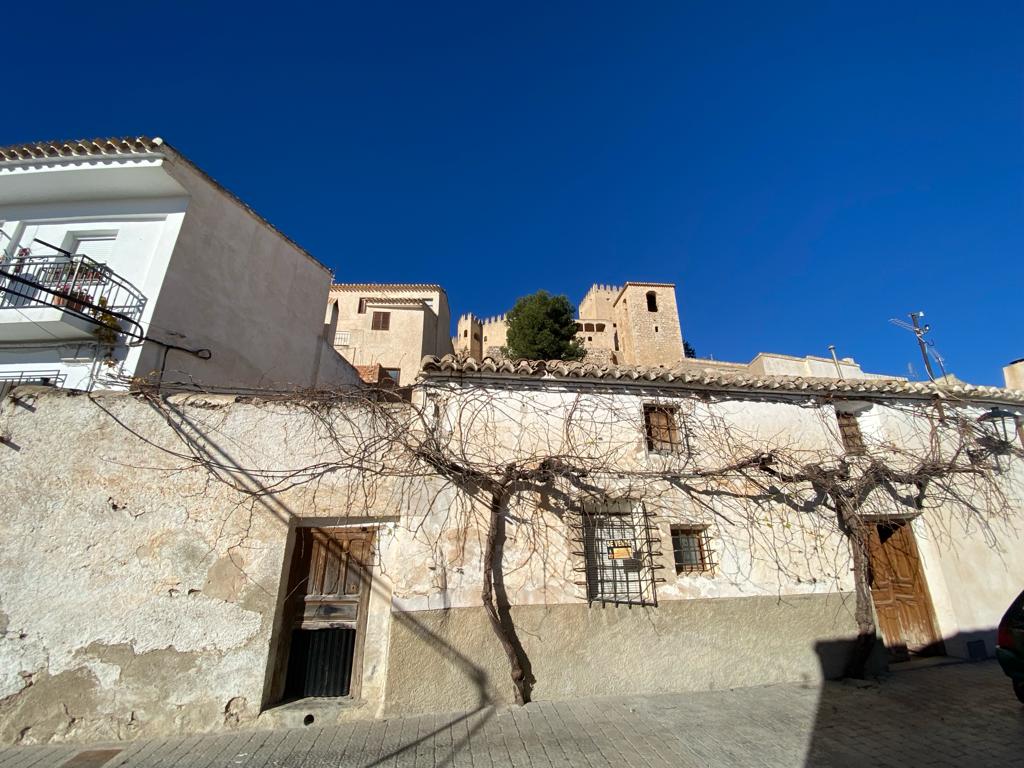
[{"x1": 0, "y1": 253, "x2": 147, "y2": 335}]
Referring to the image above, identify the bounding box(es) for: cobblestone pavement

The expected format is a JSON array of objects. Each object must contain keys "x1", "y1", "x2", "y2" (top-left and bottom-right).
[{"x1": 2, "y1": 661, "x2": 1021, "y2": 768}]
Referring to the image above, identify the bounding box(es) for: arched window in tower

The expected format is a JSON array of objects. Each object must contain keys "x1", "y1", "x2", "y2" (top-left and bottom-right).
[{"x1": 646, "y1": 291, "x2": 658, "y2": 312}]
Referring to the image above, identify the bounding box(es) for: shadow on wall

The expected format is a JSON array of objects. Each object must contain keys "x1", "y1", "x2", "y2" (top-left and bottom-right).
[
  {"x1": 142, "y1": 396, "x2": 498, "y2": 768},
  {"x1": 803, "y1": 631, "x2": 999, "y2": 767}
]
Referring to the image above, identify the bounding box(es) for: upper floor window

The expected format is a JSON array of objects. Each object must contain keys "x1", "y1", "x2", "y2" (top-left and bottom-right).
[
  {"x1": 836, "y1": 412, "x2": 865, "y2": 455},
  {"x1": 357, "y1": 298, "x2": 368, "y2": 314},
  {"x1": 646, "y1": 291, "x2": 658, "y2": 312},
  {"x1": 69, "y1": 234, "x2": 116, "y2": 260},
  {"x1": 333, "y1": 331, "x2": 351, "y2": 347},
  {"x1": 371, "y1": 311, "x2": 390, "y2": 331},
  {"x1": 643, "y1": 404, "x2": 682, "y2": 454}
]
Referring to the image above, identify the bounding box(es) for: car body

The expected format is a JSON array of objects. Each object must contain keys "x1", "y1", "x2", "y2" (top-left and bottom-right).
[{"x1": 996, "y1": 589, "x2": 1024, "y2": 703}]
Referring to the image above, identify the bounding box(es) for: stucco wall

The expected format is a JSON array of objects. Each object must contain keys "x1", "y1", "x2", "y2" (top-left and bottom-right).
[
  {"x1": 383, "y1": 594, "x2": 867, "y2": 715},
  {"x1": 1, "y1": 380, "x2": 1020, "y2": 746},
  {"x1": 135, "y1": 157, "x2": 340, "y2": 391},
  {"x1": 0, "y1": 388, "x2": 407, "y2": 744}
]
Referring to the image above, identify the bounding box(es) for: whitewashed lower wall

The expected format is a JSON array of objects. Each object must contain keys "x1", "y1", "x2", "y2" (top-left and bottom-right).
[{"x1": 0, "y1": 385, "x2": 1020, "y2": 744}]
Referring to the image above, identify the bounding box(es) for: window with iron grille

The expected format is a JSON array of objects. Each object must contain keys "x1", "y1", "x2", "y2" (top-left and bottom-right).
[
  {"x1": 671, "y1": 526, "x2": 713, "y2": 574},
  {"x1": 836, "y1": 412, "x2": 865, "y2": 455},
  {"x1": 333, "y1": 331, "x2": 351, "y2": 347},
  {"x1": 643, "y1": 404, "x2": 683, "y2": 453},
  {"x1": 578, "y1": 500, "x2": 659, "y2": 606},
  {"x1": 371, "y1": 311, "x2": 390, "y2": 331}
]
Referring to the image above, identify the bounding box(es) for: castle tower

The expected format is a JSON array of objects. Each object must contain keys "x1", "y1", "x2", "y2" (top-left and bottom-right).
[
  {"x1": 578, "y1": 284, "x2": 620, "y2": 321},
  {"x1": 454, "y1": 313, "x2": 483, "y2": 358},
  {"x1": 612, "y1": 282, "x2": 684, "y2": 367}
]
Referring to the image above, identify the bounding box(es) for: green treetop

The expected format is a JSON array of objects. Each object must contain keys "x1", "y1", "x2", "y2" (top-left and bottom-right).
[{"x1": 504, "y1": 290, "x2": 586, "y2": 361}]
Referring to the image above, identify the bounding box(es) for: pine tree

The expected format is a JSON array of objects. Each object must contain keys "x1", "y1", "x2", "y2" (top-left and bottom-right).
[{"x1": 504, "y1": 291, "x2": 586, "y2": 361}]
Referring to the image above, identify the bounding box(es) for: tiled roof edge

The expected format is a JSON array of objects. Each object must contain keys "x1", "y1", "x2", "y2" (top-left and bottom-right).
[
  {"x1": 418, "y1": 355, "x2": 1024, "y2": 405},
  {"x1": 0, "y1": 136, "x2": 334, "y2": 276}
]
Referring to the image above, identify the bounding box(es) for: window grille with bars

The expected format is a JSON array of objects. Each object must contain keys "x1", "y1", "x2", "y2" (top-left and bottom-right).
[
  {"x1": 371, "y1": 311, "x2": 390, "y2": 331},
  {"x1": 643, "y1": 405, "x2": 683, "y2": 453},
  {"x1": 576, "y1": 500, "x2": 660, "y2": 606},
  {"x1": 836, "y1": 412, "x2": 865, "y2": 455},
  {"x1": 671, "y1": 526, "x2": 713, "y2": 574},
  {"x1": 333, "y1": 331, "x2": 351, "y2": 347}
]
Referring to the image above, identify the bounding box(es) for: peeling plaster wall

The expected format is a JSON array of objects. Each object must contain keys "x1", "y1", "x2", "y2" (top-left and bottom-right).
[
  {"x1": 0, "y1": 388, "x2": 410, "y2": 744},
  {"x1": 1, "y1": 383, "x2": 1020, "y2": 744}
]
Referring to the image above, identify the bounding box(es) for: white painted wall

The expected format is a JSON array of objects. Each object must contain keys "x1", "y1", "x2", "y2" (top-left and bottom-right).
[{"x1": 1, "y1": 149, "x2": 361, "y2": 391}]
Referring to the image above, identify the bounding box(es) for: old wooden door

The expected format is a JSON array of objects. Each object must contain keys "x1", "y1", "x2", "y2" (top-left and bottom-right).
[
  {"x1": 866, "y1": 520, "x2": 943, "y2": 660},
  {"x1": 283, "y1": 527, "x2": 375, "y2": 699}
]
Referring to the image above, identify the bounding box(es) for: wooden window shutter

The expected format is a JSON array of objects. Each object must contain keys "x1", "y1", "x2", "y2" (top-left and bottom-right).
[
  {"x1": 644, "y1": 405, "x2": 679, "y2": 452},
  {"x1": 371, "y1": 311, "x2": 390, "y2": 331}
]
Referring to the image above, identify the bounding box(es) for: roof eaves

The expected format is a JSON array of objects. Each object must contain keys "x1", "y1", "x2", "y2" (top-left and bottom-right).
[
  {"x1": 0, "y1": 135, "x2": 334, "y2": 277},
  {"x1": 418, "y1": 355, "x2": 1024, "y2": 405}
]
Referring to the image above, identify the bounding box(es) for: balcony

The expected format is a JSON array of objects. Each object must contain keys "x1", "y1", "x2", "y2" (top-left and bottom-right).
[{"x1": 0, "y1": 254, "x2": 146, "y2": 343}]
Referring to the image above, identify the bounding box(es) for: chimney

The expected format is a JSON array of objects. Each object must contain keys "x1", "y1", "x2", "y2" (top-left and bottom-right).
[{"x1": 1003, "y1": 359, "x2": 1024, "y2": 390}]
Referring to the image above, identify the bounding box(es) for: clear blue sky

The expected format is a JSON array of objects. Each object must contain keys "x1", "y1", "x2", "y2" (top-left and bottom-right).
[{"x1": 5, "y1": 2, "x2": 1022, "y2": 384}]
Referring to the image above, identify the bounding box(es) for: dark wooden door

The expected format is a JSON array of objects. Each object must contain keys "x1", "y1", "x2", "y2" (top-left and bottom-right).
[
  {"x1": 284, "y1": 527, "x2": 374, "y2": 698},
  {"x1": 866, "y1": 520, "x2": 943, "y2": 660}
]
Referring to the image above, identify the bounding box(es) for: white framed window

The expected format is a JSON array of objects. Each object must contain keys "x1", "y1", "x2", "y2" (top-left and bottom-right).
[
  {"x1": 67, "y1": 233, "x2": 117, "y2": 260},
  {"x1": 333, "y1": 331, "x2": 351, "y2": 347}
]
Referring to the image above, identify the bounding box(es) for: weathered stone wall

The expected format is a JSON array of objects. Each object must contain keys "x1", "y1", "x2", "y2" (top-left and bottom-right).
[{"x1": 613, "y1": 283, "x2": 685, "y2": 367}]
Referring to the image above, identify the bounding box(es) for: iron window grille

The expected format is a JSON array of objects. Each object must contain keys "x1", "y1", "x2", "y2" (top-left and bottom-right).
[
  {"x1": 671, "y1": 526, "x2": 714, "y2": 574},
  {"x1": 333, "y1": 331, "x2": 351, "y2": 347},
  {"x1": 371, "y1": 311, "x2": 390, "y2": 331},
  {"x1": 572, "y1": 499, "x2": 661, "y2": 607},
  {"x1": 836, "y1": 412, "x2": 866, "y2": 455},
  {"x1": 643, "y1": 404, "x2": 684, "y2": 454}
]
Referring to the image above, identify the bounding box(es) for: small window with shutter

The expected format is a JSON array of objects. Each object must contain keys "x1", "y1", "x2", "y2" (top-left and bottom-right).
[
  {"x1": 643, "y1": 404, "x2": 682, "y2": 454},
  {"x1": 371, "y1": 311, "x2": 390, "y2": 331}
]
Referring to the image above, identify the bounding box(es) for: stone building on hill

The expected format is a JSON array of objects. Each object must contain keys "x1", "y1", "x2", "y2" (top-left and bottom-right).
[
  {"x1": 454, "y1": 281, "x2": 686, "y2": 366},
  {"x1": 326, "y1": 283, "x2": 453, "y2": 386}
]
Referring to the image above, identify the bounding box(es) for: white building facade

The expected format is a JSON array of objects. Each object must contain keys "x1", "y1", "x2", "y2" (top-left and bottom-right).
[{"x1": 0, "y1": 137, "x2": 358, "y2": 392}]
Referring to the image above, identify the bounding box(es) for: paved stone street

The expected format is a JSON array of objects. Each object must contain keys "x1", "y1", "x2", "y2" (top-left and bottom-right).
[{"x1": 1, "y1": 661, "x2": 1021, "y2": 768}]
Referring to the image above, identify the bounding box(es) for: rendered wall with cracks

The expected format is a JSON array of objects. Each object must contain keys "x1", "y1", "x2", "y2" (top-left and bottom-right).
[
  {"x1": 0, "y1": 388, "x2": 410, "y2": 744},
  {"x1": 1, "y1": 383, "x2": 1021, "y2": 744}
]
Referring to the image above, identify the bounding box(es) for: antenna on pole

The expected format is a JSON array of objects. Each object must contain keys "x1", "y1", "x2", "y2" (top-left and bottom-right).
[
  {"x1": 889, "y1": 312, "x2": 947, "y2": 383},
  {"x1": 890, "y1": 311, "x2": 948, "y2": 420}
]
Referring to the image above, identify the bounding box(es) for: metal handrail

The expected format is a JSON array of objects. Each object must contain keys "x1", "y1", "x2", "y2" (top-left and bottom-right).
[{"x1": 0, "y1": 253, "x2": 147, "y2": 325}]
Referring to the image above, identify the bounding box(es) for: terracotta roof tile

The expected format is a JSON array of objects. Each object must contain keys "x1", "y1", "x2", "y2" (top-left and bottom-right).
[
  {"x1": 0, "y1": 136, "x2": 162, "y2": 162},
  {"x1": 419, "y1": 355, "x2": 1024, "y2": 405}
]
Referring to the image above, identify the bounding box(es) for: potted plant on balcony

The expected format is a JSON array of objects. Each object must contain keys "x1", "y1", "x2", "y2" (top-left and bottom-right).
[
  {"x1": 67, "y1": 289, "x2": 91, "y2": 313},
  {"x1": 52, "y1": 283, "x2": 72, "y2": 307},
  {"x1": 91, "y1": 295, "x2": 122, "y2": 348}
]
